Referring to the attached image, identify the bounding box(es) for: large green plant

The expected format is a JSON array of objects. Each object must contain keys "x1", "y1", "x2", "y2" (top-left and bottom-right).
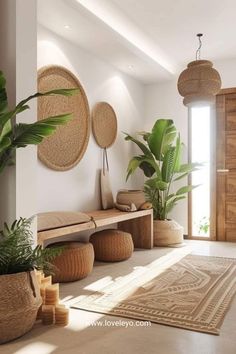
[
  {"x1": 0, "y1": 70, "x2": 79, "y2": 173},
  {"x1": 125, "y1": 119, "x2": 201, "y2": 220},
  {"x1": 0, "y1": 70, "x2": 78, "y2": 275},
  {"x1": 0, "y1": 218, "x2": 63, "y2": 275}
]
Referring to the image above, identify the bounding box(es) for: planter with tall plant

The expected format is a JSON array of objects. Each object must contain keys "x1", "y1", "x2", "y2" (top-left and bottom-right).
[
  {"x1": 125, "y1": 119, "x2": 200, "y2": 246},
  {"x1": 0, "y1": 70, "x2": 78, "y2": 343}
]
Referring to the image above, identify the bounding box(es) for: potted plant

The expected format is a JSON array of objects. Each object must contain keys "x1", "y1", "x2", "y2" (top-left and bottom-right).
[
  {"x1": 0, "y1": 70, "x2": 78, "y2": 343},
  {"x1": 0, "y1": 217, "x2": 63, "y2": 344},
  {"x1": 125, "y1": 119, "x2": 200, "y2": 246}
]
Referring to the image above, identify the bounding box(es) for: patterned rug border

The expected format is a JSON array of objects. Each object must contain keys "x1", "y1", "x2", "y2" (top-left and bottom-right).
[{"x1": 72, "y1": 253, "x2": 236, "y2": 335}]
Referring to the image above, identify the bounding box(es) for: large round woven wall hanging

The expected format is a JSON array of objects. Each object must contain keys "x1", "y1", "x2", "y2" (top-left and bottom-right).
[
  {"x1": 92, "y1": 102, "x2": 117, "y2": 148},
  {"x1": 37, "y1": 65, "x2": 90, "y2": 171}
]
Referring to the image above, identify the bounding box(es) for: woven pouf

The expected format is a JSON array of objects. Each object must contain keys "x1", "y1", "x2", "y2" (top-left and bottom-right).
[
  {"x1": 48, "y1": 242, "x2": 94, "y2": 282},
  {"x1": 90, "y1": 229, "x2": 134, "y2": 262}
]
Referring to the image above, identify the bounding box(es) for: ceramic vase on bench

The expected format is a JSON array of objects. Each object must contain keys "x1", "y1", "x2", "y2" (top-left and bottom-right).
[{"x1": 116, "y1": 189, "x2": 152, "y2": 212}]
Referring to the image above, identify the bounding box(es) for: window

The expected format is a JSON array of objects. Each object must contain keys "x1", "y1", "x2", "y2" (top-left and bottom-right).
[{"x1": 189, "y1": 106, "x2": 211, "y2": 238}]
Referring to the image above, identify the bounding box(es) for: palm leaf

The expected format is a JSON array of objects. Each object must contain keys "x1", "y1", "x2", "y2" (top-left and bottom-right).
[
  {"x1": 12, "y1": 113, "x2": 72, "y2": 147},
  {"x1": 165, "y1": 196, "x2": 186, "y2": 214},
  {"x1": 0, "y1": 87, "x2": 79, "y2": 136},
  {"x1": 126, "y1": 155, "x2": 160, "y2": 180},
  {"x1": 147, "y1": 119, "x2": 176, "y2": 160},
  {"x1": 0, "y1": 137, "x2": 11, "y2": 154},
  {"x1": 178, "y1": 162, "x2": 202, "y2": 174},
  {"x1": 124, "y1": 133, "x2": 154, "y2": 158},
  {"x1": 173, "y1": 134, "x2": 182, "y2": 172},
  {"x1": 161, "y1": 146, "x2": 175, "y2": 182},
  {"x1": 176, "y1": 184, "x2": 200, "y2": 195}
]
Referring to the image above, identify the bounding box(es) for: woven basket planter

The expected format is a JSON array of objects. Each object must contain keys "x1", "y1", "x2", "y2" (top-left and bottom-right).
[
  {"x1": 153, "y1": 220, "x2": 184, "y2": 246},
  {"x1": 0, "y1": 271, "x2": 42, "y2": 344},
  {"x1": 90, "y1": 229, "x2": 134, "y2": 262},
  {"x1": 49, "y1": 242, "x2": 94, "y2": 283}
]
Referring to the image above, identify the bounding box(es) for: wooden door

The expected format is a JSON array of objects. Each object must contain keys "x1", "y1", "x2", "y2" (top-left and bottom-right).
[{"x1": 216, "y1": 88, "x2": 236, "y2": 241}]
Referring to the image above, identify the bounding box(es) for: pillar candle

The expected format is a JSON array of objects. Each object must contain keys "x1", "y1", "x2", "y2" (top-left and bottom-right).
[
  {"x1": 45, "y1": 283, "x2": 59, "y2": 305},
  {"x1": 40, "y1": 285, "x2": 46, "y2": 305},
  {"x1": 42, "y1": 305, "x2": 55, "y2": 325},
  {"x1": 41, "y1": 275, "x2": 52, "y2": 287},
  {"x1": 55, "y1": 305, "x2": 69, "y2": 326}
]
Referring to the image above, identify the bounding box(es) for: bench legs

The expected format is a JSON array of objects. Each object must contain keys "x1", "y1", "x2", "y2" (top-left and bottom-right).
[{"x1": 118, "y1": 214, "x2": 153, "y2": 249}]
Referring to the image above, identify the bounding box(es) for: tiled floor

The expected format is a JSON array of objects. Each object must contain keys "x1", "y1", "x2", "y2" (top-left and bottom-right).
[{"x1": 2, "y1": 240, "x2": 236, "y2": 354}]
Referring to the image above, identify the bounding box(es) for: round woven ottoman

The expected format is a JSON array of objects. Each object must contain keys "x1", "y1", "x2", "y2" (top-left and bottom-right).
[
  {"x1": 90, "y1": 229, "x2": 134, "y2": 262},
  {"x1": 48, "y1": 242, "x2": 94, "y2": 282}
]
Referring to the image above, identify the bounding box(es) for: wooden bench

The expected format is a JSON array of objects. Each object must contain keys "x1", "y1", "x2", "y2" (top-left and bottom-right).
[{"x1": 37, "y1": 208, "x2": 153, "y2": 249}]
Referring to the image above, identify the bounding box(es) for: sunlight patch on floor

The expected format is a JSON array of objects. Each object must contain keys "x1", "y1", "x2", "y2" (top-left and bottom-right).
[
  {"x1": 70, "y1": 247, "x2": 192, "y2": 311},
  {"x1": 14, "y1": 342, "x2": 57, "y2": 354},
  {"x1": 66, "y1": 310, "x2": 104, "y2": 331}
]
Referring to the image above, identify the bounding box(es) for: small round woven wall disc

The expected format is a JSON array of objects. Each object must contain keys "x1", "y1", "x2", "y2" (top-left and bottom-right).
[
  {"x1": 92, "y1": 102, "x2": 117, "y2": 148},
  {"x1": 37, "y1": 65, "x2": 90, "y2": 171}
]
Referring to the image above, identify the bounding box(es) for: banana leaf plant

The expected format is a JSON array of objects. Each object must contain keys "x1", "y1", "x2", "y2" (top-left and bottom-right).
[
  {"x1": 125, "y1": 119, "x2": 201, "y2": 220},
  {"x1": 0, "y1": 70, "x2": 79, "y2": 173}
]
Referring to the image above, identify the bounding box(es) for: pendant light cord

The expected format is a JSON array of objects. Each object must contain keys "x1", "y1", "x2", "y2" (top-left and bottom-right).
[{"x1": 195, "y1": 33, "x2": 203, "y2": 60}]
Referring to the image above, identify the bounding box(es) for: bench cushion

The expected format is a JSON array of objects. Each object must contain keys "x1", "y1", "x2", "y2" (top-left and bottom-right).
[{"x1": 37, "y1": 211, "x2": 91, "y2": 232}]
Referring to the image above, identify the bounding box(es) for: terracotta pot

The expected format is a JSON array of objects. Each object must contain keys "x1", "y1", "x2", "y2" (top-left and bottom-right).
[
  {"x1": 0, "y1": 270, "x2": 42, "y2": 344},
  {"x1": 116, "y1": 189, "x2": 146, "y2": 210},
  {"x1": 153, "y1": 219, "x2": 184, "y2": 246}
]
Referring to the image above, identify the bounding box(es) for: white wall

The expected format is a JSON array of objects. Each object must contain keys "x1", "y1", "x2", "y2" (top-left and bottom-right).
[
  {"x1": 37, "y1": 25, "x2": 144, "y2": 213},
  {"x1": 145, "y1": 58, "x2": 236, "y2": 233},
  {"x1": 0, "y1": 0, "x2": 37, "y2": 229}
]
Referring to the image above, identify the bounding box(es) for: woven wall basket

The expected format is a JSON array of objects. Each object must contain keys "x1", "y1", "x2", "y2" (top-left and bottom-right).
[
  {"x1": 92, "y1": 102, "x2": 117, "y2": 148},
  {"x1": 38, "y1": 66, "x2": 90, "y2": 171}
]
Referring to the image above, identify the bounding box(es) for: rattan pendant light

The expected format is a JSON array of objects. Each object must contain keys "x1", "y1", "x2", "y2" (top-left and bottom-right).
[{"x1": 177, "y1": 34, "x2": 221, "y2": 107}]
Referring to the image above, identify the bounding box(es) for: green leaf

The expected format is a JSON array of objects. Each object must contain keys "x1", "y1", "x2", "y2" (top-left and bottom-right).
[
  {"x1": 176, "y1": 184, "x2": 199, "y2": 195},
  {"x1": 161, "y1": 146, "x2": 175, "y2": 182},
  {"x1": 126, "y1": 155, "x2": 159, "y2": 180},
  {"x1": 173, "y1": 134, "x2": 182, "y2": 172},
  {"x1": 178, "y1": 162, "x2": 202, "y2": 173},
  {"x1": 124, "y1": 133, "x2": 153, "y2": 158},
  {"x1": 137, "y1": 131, "x2": 150, "y2": 142},
  {"x1": 12, "y1": 113, "x2": 72, "y2": 147},
  {"x1": 15, "y1": 88, "x2": 80, "y2": 112},
  {"x1": 0, "y1": 105, "x2": 30, "y2": 138},
  {"x1": 145, "y1": 178, "x2": 158, "y2": 189},
  {"x1": 156, "y1": 180, "x2": 168, "y2": 191},
  {"x1": 147, "y1": 119, "x2": 176, "y2": 160},
  {"x1": 173, "y1": 172, "x2": 189, "y2": 181},
  {"x1": 0, "y1": 217, "x2": 64, "y2": 275},
  {"x1": 126, "y1": 157, "x2": 141, "y2": 181},
  {"x1": 0, "y1": 137, "x2": 11, "y2": 153},
  {"x1": 139, "y1": 161, "x2": 155, "y2": 178},
  {"x1": 0, "y1": 88, "x2": 79, "y2": 136},
  {"x1": 165, "y1": 196, "x2": 186, "y2": 214}
]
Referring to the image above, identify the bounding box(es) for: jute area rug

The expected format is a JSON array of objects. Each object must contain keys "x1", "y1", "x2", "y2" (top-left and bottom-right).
[{"x1": 73, "y1": 252, "x2": 236, "y2": 335}]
